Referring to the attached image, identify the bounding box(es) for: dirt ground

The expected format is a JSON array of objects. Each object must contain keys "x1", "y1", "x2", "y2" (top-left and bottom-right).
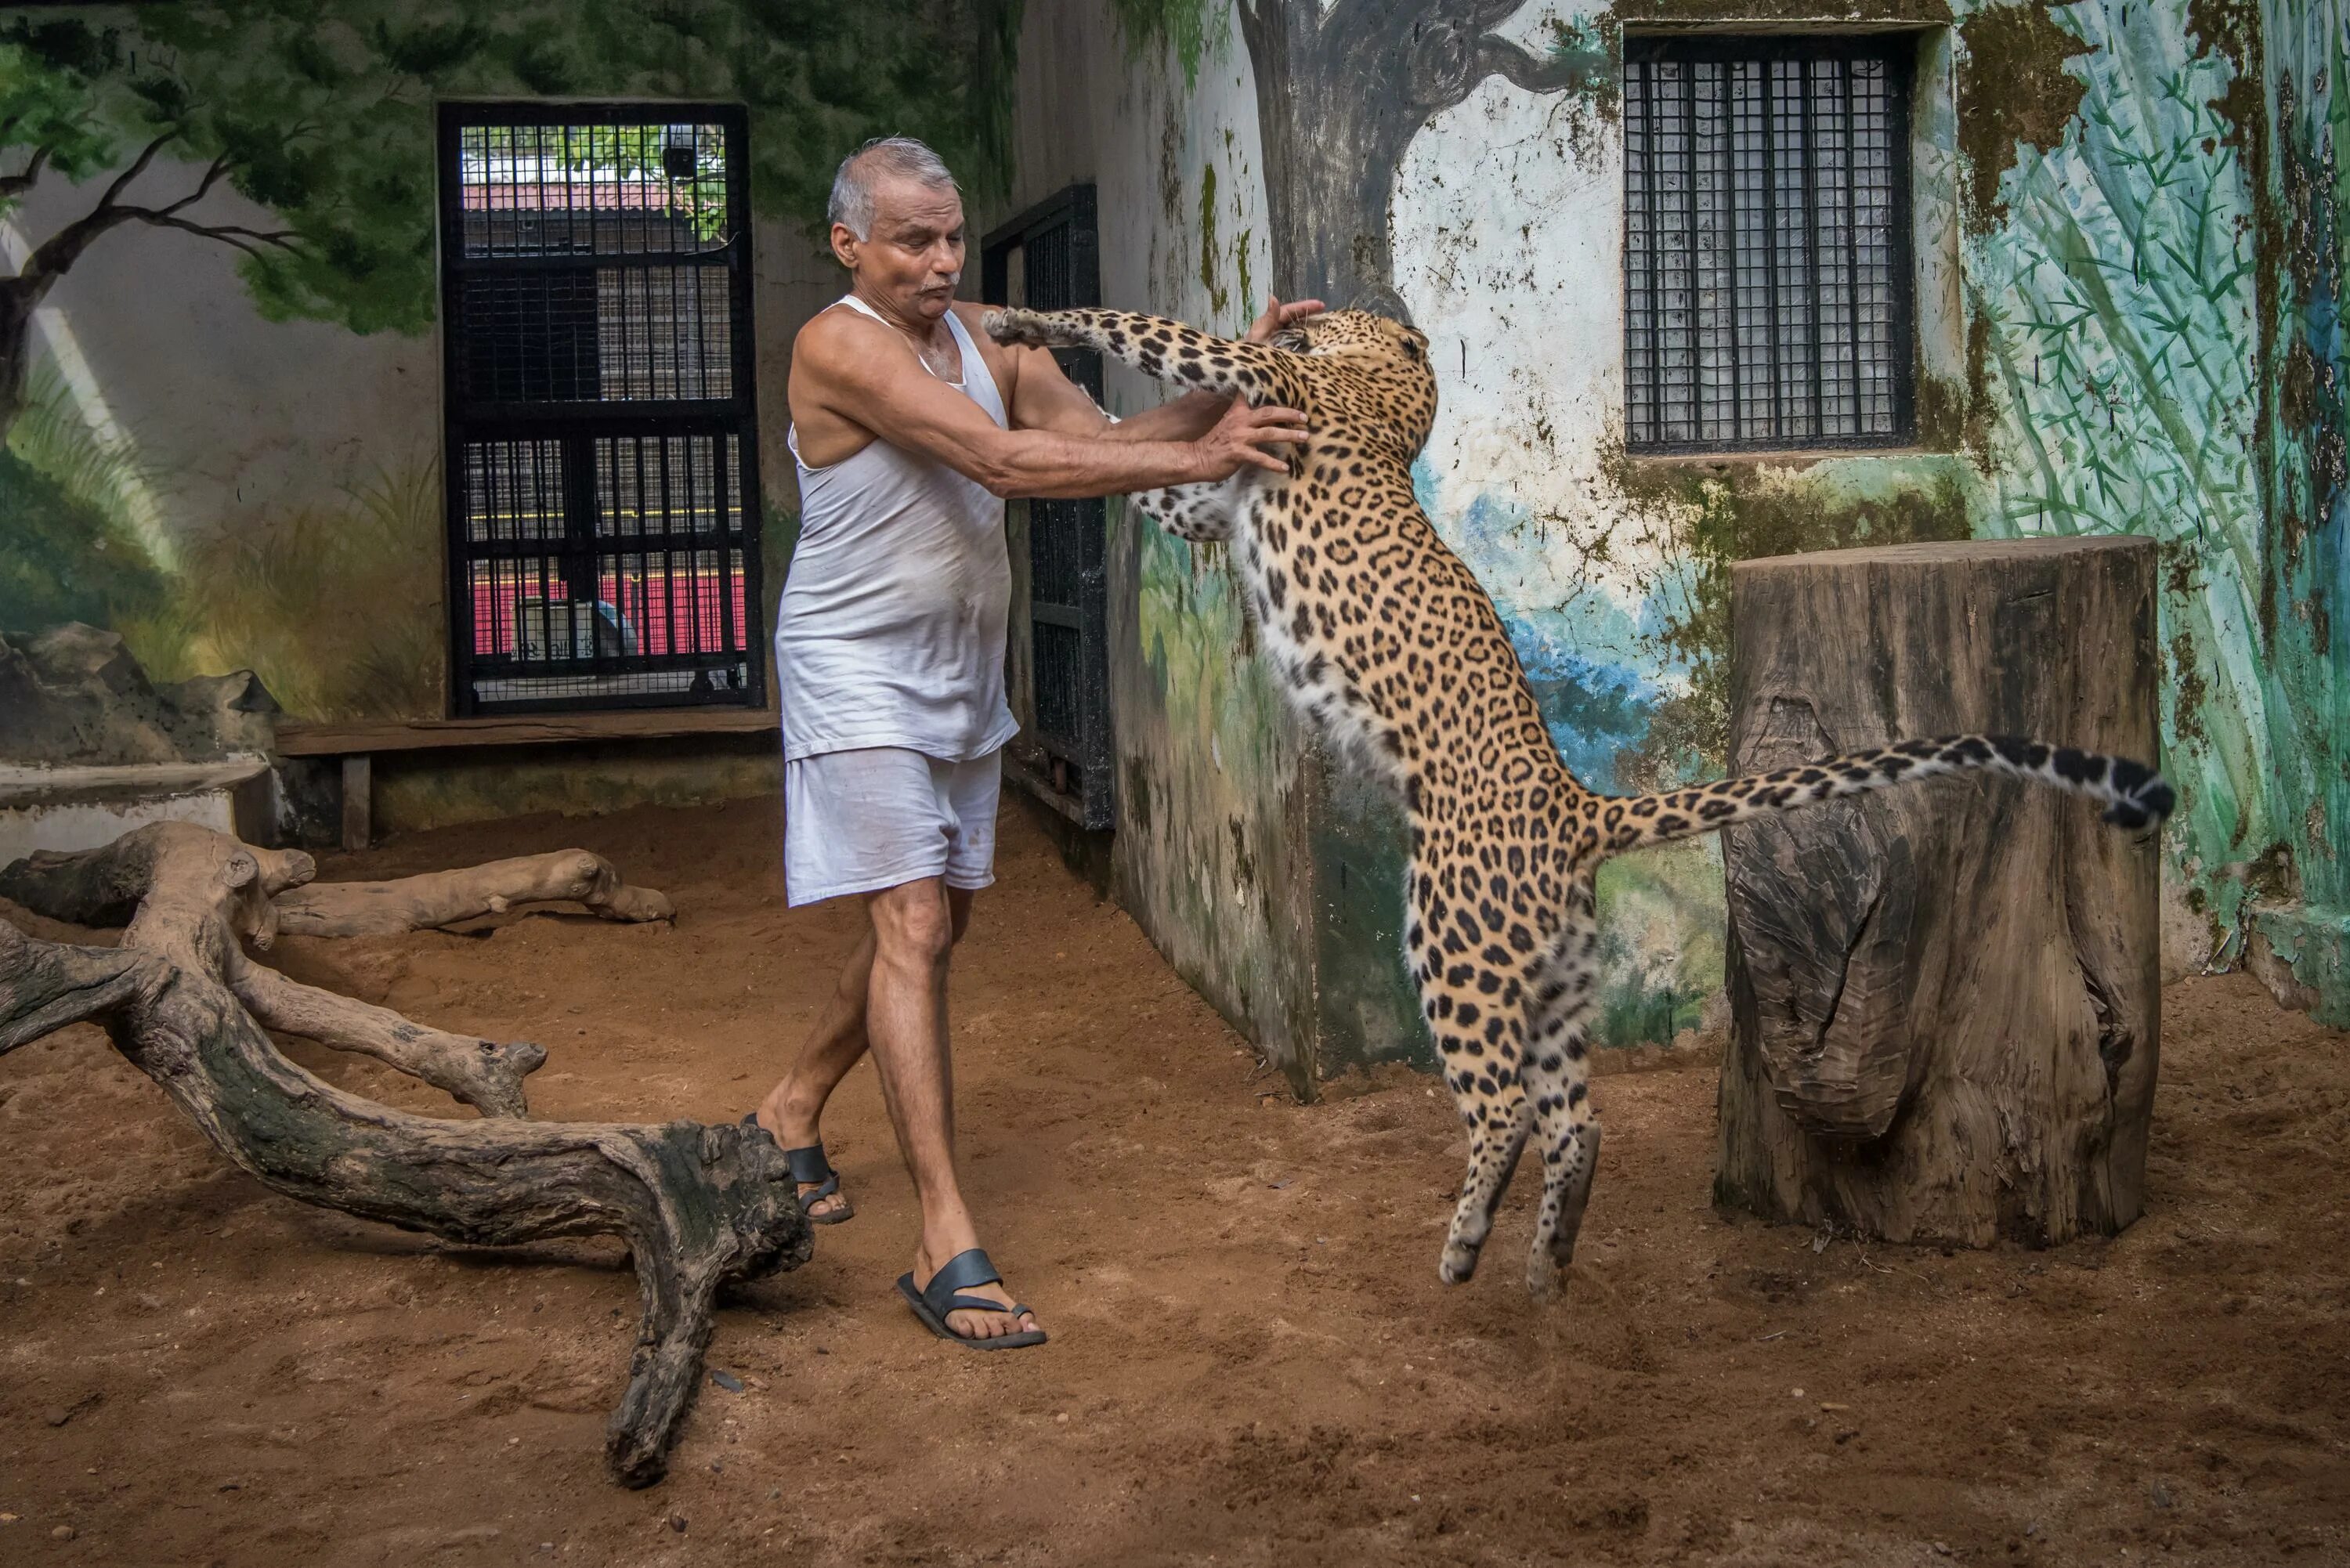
[{"x1": 4, "y1": 797, "x2": 2348, "y2": 1567}]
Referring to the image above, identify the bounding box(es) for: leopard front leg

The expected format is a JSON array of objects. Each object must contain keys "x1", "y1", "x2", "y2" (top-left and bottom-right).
[
  {"x1": 983, "y1": 306, "x2": 1307, "y2": 405},
  {"x1": 1133, "y1": 476, "x2": 1238, "y2": 544}
]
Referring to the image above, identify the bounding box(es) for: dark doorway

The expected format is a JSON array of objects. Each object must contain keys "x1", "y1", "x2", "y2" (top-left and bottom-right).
[
  {"x1": 981, "y1": 186, "x2": 1115, "y2": 831},
  {"x1": 438, "y1": 103, "x2": 765, "y2": 715}
]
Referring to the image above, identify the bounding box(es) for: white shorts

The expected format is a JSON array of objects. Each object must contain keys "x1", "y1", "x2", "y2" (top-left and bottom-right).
[{"x1": 783, "y1": 746, "x2": 1003, "y2": 907}]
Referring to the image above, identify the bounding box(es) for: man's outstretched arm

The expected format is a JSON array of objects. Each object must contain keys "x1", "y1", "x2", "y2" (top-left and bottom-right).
[
  {"x1": 999, "y1": 295, "x2": 1325, "y2": 444},
  {"x1": 801, "y1": 309, "x2": 1305, "y2": 500}
]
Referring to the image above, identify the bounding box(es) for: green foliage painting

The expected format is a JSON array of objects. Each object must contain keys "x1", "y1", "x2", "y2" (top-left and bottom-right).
[
  {"x1": 0, "y1": 0, "x2": 1020, "y2": 432},
  {"x1": 1962, "y1": 0, "x2": 2348, "y2": 1010},
  {"x1": 0, "y1": 0, "x2": 1023, "y2": 718}
]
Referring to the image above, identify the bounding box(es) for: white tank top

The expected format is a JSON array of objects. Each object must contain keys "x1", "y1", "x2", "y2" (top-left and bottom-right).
[{"x1": 776, "y1": 296, "x2": 1018, "y2": 763}]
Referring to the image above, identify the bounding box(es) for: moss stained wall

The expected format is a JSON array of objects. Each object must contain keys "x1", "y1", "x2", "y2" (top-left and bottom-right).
[
  {"x1": 1065, "y1": 0, "x2": 2349, "y2": 1061},
  {"x1": 999, "y1": 1, "x2": 1328, "y2": 1085},
  {"x1": 1950, "y1": 0, "x2": 2345, "y2": 1017},
  {"x1": 2241, "y1": 0, "x2": 2350, "y2": 1021}
]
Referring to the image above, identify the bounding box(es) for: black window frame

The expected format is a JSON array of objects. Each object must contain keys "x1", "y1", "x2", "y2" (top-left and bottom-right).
[
  {"x1": 436, "y1": 99, "x2": 766, "y2": 717},
  {"x1": 1622, "y1": 34, "x2": 1918, "y2": 455}
]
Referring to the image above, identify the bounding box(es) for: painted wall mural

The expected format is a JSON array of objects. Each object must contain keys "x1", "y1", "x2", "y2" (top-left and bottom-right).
[
  {"x1": 1936, "y1": 0, "x2": 2344, "y2": 1018},
  {"x1": 1081, "y1": 20, "x2": 1332, "y2": 1084},
  {"x1": 1096, "y1": 0, "x2": 2348, "y2": 1049},
  {"x1": 5, "y1": 0, "x2": 2335, "y2": 1068},
  {"x1": 2248, "y1": 0, "x2": 2350, "y2": 1021},
  {"x1": 0, "y1": 0, "x2": 1020, "y2": 733},
  {"x1": 1965, "y1": 0, "x2": 2283, "y2": 969}
]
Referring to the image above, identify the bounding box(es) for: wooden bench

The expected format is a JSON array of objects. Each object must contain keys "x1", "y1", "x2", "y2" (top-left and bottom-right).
[{"x1": 277, "y1": 706, "x2": 780, "y2": 852}]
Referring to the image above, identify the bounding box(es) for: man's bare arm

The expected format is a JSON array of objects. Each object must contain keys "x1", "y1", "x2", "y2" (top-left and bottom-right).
[
  {"x1": 995, "y1": 294, "x2": 1329, "y2": 446},
  {"x1": 995, "y1": 342, "x2": 1222, "y2": 443},
  {"x1": 804, "y1": 313, "x2": 1302, "y2": 500}
]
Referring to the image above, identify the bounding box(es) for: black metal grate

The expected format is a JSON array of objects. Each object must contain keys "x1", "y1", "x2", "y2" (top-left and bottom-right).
[
  {"x1": 439, "y1": 106, "x2": 763, "y2": 714},
  {"x1": 981, "y1": 186, "x2": 1115, "y2": 831},
  {"x1": 1624, "y1": 38, "x2": 1913, "y2": 452},
  {"x1": 1032, "y1": 620, "x2": 1083, "y2": 742}
]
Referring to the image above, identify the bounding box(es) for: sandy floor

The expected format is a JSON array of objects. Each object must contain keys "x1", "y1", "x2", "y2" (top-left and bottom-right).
[{"x1": 3, "y1": 797, "x2": 2348, "y2": 1567}]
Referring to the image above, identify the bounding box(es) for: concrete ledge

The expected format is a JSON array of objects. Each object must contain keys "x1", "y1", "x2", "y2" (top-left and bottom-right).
[
  {"x1": 0, "y1": 759, "x2": 277, "y2": 863},
  {"x1": 276, "y1": 706, "x2": 778, "y2": 756}
]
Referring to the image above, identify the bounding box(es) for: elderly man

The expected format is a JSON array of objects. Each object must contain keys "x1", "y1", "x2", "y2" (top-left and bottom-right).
[{"x1": 749, "y1": 135, "x2": 1318, "y2": 1349}]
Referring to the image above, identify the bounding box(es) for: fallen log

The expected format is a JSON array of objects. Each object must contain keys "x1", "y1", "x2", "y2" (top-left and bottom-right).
[
  {"x1": 273, "y1": 848, "x2": 675, "y2": 937},
  {"x1": 0, "y1": 822, "x2": 805, "y2": 1485},
  {"x1": 225, "y1": 958, "x2": 548, "y2": 1118}
]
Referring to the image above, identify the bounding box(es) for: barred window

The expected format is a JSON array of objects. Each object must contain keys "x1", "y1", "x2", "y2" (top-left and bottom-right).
[
  {"x1": 438, "y1": 105, "x2": 765, "y2": 715},
  {"x1": 1624, "y1": 38, "x2": 1914, "y2": 453}
]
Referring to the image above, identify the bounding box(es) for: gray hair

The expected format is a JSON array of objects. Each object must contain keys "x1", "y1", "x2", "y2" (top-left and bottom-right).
[{"x1": 827, "y1": 136, "x2": 960, "y2": 239}]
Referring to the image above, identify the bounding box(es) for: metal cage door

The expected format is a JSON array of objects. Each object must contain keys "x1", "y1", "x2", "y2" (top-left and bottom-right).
[{"x1": 438, "y1": 103, "x2": 765, "y2": 715}]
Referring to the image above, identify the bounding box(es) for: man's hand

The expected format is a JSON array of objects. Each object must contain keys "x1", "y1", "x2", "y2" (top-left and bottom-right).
[
  {"x1": 1179, "y1": 296, "x2": 1323, "y2": 478},
  {"x1": 1246, "y1": 294, "x2": 1326, "y2": 344},
  {"x1": 1193, "y1": 395, "x2": 1308, "y2": 479}
]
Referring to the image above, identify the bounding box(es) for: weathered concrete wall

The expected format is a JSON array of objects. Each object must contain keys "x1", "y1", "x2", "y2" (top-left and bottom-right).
[
  {"x1": 372, "y1": 735, "x2": 783, "y2": 837},
  {"x1": 1066, "y1": 0, "x2": 2349, "y2": 1050},
  {"x1": 994, "y1": 2, "x2": 1328, "y2": 1087},
  {"x1": 0, "y1": 0, "x2": 1015, "y2": 827},
  {"x1": 2244, "y1": 0, "x2": 2350, "y2": 1021}
]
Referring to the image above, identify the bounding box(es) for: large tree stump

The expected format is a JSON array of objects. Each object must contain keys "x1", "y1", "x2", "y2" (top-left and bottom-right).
[
  {"x1": 0, "y1": 823, "x2": 805, "y2": 1485},
  {"x1": 1715, "y1": 537, "x2": 2163, "y2": 1246}
]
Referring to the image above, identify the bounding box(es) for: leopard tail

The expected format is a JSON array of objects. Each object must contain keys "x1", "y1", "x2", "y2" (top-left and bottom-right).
[{"x1": 1593, "y1": 734, "x2": 2175, "y2": 855}]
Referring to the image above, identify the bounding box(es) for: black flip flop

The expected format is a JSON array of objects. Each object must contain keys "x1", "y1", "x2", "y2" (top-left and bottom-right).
[
  {"x1": 738, "y1": 1115, "x2": 854, "y2": 1224},
  {"x1": 897, "y1": 1248, "x2": 1047, "y2": 1351}
]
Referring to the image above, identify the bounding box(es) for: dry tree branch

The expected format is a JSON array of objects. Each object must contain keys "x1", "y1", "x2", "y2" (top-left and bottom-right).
[
  {"x1": 0, "y1": 144, "x2": 52, "y2": 203},
  {"x1": 0, "y1": 822, "x2": 805, "y2": 1487}
]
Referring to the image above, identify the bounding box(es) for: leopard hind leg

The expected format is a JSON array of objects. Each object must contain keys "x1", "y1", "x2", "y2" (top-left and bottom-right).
[
  {"x1": 1408, "y1": 862, "x2": 1538, "y2": 1284},
  {"x1": 1519, "y1": 887, "x2": 1604, "y2": 1298},
  {"x1": 1439, "y1": 1077, "x2": 1531, "y2": 1285}
]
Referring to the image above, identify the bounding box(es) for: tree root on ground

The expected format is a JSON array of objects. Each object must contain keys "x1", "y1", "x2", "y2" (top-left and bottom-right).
[{"x1": 0, "y1": 823, "x2": 791, "y2": 1485}]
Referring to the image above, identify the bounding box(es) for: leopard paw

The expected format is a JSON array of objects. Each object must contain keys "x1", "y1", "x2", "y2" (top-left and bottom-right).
[{"x1": 982, "y1": 307, "x2": 1058, "y2": 348}]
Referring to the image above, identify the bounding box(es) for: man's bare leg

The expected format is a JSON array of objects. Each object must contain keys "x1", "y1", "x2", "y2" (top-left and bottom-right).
[
  {"x1": 754, "y1": 926, "x2": 879, "y2": 1219},
  {"x1": 860, "y1": 876, "x2": 1037, "y2": 1341}
]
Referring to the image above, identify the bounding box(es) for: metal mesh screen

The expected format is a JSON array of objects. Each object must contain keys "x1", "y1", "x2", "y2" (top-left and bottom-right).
[
  {"x1": 1032, "y1": 621, "x2": 1083, "y2": 744},
  {"x1": 1029, "y1": 499, "x2": 1088, "y2": 615},
  {"x1": 454, "y1": 122, "x2": 732, "y2": 258},
  {"x1": 1625, "y1": 40, "x2": 1912, "y2": 452},
  {"x1": 441, "y1": 106, "x2": 763, "y2": 714}
]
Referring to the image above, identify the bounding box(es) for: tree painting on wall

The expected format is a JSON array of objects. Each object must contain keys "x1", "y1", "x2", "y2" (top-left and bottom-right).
[
  {"x1": 1117, "y1": 0, "x2": 1607, "y2": 316},
  {"x1": 1234, "y1": 0, "x2": 1609, "y2": 317},
  {"x1": 0, "y1": 0, "x2": 1018, "y2": 713},
  {"x1": 0, "y1": 2, "x2": 1019, "y2": 437}
]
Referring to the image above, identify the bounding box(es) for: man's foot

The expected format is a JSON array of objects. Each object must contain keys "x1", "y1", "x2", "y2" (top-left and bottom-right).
[
  {"x1": 909, "y1": 1246, "x2": 1044, "y2": 1345},
  {"x1": 753, "y1": 1106, "x2": 851, "y2": 1220}
]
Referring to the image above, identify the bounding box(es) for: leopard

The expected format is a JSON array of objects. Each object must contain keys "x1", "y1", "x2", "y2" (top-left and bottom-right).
[{"x1": 983, "y1": 302, "x2": 2178, "y2": 1298}]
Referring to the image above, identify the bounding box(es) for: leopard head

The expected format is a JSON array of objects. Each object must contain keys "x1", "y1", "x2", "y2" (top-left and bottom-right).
[
  {"x1": 1271, "y1": 308, "x2": 1427, "y2": 363},
  {"x1": 1271, "y1": 309, "x2": 1437, "y2": 452}
]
